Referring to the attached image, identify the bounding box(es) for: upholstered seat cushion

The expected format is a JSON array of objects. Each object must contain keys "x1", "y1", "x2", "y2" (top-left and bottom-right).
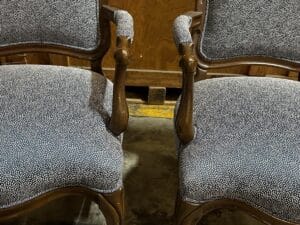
[
  {"x1": 199, "y1": 0, "x2": 300, "y2": 62},
  {"x1": 179, "y1": 77, "x2": 300, "y2": 223},
  {"x1": 0, "y1": 65, "x2": 123, "y2": 209}
]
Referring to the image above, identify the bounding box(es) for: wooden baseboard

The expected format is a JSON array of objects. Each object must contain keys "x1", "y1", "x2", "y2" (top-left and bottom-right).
[{"x1": 103, "y1": 67, "x2": 182, "y2": 88}]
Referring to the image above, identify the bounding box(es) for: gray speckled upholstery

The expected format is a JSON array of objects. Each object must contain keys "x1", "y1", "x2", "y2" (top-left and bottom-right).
[
  {"x1": 0, "y1": 65, "x2": 123, "y2": 209},
  {"x1": 114, "y1": 10, "x2": 134, "y2": 41},
  {"x1": 0, "y1": 1, "x2": 134, "y2": 50},
  {"x1": 173, "y1": 15, "x2": 193, "y2": 47},
  {"x1": 200, "y1": 0, "x2": 300, "y2": 62},
  {"x1": 178, "y1": 77, "x2": 300, "y2": 223},
  {"x1": 0, "y1": 0, "x2": 100, "y2": 50}
]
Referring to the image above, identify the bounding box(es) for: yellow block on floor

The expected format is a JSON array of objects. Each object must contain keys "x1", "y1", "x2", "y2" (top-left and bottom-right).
[{"x1": 128, "y1": 103, "x2": 175, "y2": 119}]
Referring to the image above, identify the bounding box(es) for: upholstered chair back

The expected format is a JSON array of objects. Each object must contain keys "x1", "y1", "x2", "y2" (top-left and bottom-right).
[
  {"x1": 200, "y1": 0, "x2": 300, "y2": 62},
  {"x1": 0, "y1": 0, "x2": 101, "y2": 50}
]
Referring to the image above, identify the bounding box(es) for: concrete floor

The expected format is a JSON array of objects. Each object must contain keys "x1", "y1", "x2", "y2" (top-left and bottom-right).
[{"x1": 3, "y1": 117, "x2": 263, "y2": 225}]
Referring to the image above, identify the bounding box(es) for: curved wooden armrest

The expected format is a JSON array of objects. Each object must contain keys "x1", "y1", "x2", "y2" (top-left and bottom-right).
[{"x1": 102, "y1": 5, "x2": 119, "y2": 21}]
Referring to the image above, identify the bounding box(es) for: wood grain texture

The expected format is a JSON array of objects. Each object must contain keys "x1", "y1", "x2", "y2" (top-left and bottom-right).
[
  {"x1": 0, "y1": 54, "x2": 26, "y2": 65},
  {"x1": 100, "y1": 0, "x2": 196, "y2": 88},
  {"x1": 103, "y1": 0, "x2": 195, "y2": 71}
]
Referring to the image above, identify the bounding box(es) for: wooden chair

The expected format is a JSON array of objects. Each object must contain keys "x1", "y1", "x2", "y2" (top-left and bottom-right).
[
  {"x1": 173, "y1": 0, "x2": 300, "y2": 224},
  {"x1": 0, "y1": 1, "x2": 133, "y2": 224}
]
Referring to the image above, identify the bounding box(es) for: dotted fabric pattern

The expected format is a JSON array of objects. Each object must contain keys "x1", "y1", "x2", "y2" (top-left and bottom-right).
[
  {"x1": 0, "y1": 1, "x2": 135, "y2": 50},
  {"x1": 178, "y1": 77, "x2": 300, "y2": 223},
  {"x1": 114, "y1": 10, "x2": 134, "y2": 41},
  {"x1": 0, "y1": 65, "x2": 123, "y2": 209},
  {"x1": 0, "y1": 0, "x2": 100, "y2": 50},
  {"x1": 199, "y1": 0, "x2": 300, "y2": 62},
  {"x1": 173, "y1": 15, "x2": 193, "y2": 47}
]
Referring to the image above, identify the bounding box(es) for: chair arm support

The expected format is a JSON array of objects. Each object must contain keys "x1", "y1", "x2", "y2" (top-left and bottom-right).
[
  {"x1": 174, "y1": 11, "x2": 201, "y2": 144},
  {"x1": 109, "y1": 36, "x2": 130, "y2": 135},
  {"x1": 102, "y1": 5, "x2": 134, "y2": 42},
  {"x1": 173, "y1": 11, "x2": 202, "y2": 48},
  {"x1": 175, "y1": 43, "x2": 197, "y2": 144},
  {"x1": 102, "y1": 5, "x2": 132, "y2": 135}
]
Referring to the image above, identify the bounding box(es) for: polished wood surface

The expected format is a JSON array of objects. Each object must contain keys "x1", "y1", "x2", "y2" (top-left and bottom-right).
[
  {"x1": 104, "y1": 0, "x2": 195, "y2": 70},
  {"x1": 175, "y1": 43, "x2": 197, "y2": 144},
  {"x1": 0, "y1": 187, "x2": 124, "y2": 225},
  {"x1": 101, "y1": 0, "x2": 196, "y2": 88},
  {"x1": 176, "y1": 199, "x2": 299, "y2": 225},
  {"x1": 109, "y1": 36, "x2": 130, "y2": 135}
]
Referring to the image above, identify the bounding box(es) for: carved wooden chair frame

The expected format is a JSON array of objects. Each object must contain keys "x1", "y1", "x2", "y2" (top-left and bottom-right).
[
  {"x1": 0, "y1": 1, "x2": 130, "y2": 224},
  {"x1": 175, "y1": 0, "x2": 300, "y2": 224}
]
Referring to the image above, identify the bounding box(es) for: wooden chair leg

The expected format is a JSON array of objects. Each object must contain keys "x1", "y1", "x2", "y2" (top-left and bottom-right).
[
  {"x1": 96, "y1": 189, "x2": 124, "y2": 225},
  {"x1": 0, "y1": 188, "x2": 124, "y2": 225},
  {"x1": 175, "y1": 197, "x2": 299, "y2": 225},
  {"x1": 175, "y1": 197, "x2": 205, "y2": 225}
]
